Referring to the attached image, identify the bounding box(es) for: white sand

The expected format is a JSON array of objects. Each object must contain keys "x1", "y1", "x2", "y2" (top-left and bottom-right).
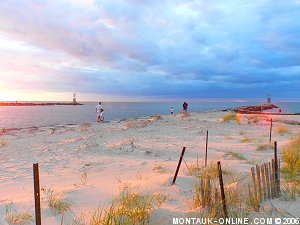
[{"x1": 0, "y1": 110, "x2": 299, "y2": 224}]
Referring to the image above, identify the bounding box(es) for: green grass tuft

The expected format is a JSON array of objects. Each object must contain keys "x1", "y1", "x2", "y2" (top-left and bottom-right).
[
  {"x1": 275, "y1": 125, "x2": 289, "y2": 135},
  {"x1": 256, "y1": 143, "x2": 272, "y2": 151},
  {"x1": 222, "y1": 113, "x2": 237, "y2": 122},
  {"x1": 5, "y1": 202, "x2": 33, "y2": 225},
  {"x1": 42, "y1": 188, "x2": 73, "y2": 216}
]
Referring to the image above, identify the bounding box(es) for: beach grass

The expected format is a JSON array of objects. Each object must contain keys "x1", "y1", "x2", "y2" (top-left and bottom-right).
[
  {"x1": 72, "y1": 191, "x2": 166, "y2": 225},
  {"x1": 42, "y1": 188, "x2": 73, "y2": 216},
  {"x1": 5, "y1": 202, "x2": 33, "y2": 225},
  {"x1": 256, "y1": 143, "x2": 272, "y2": 151},
  {"x1": 152, "y1": 162, "x2": 165, "y2": 173},
  {"x1": 222, "y1": 113, "x2": 237, "y2": 122},
  {"x1": 281, "y1": 133, "x2": 300, "y2": 183},
  {"x1": 241, "y1": 136, "x2": 252, "y2": 143},
  {"x1": 0, "y1": 139, "x2": 9, "y2": 147},
  {"x1": 223, "y1": 151, "x2": 246, "y2": 160},
  {"x1": 80, "y1": 171, "x2": 89, "y2": 185},
  {"x1": 275, "y1": 125, "x2": 289, "y2": 135}
]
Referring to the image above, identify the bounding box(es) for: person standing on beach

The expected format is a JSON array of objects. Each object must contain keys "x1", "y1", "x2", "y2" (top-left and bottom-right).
[
  {"x1": 95, "y1": 102, "x2": 103, "y2": 122},
  {"x1": 170, "y1": 107, "x2": 174, "y2": 115},
  {"x1": 183, "y1": 102, "x2": 188, "y2": 112}
]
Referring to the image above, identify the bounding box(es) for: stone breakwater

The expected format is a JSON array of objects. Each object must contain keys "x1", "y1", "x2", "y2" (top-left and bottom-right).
[
  {"x1": 233, "y1": 103, "x2": 279, "y2": 113},
  {"x1": 0, "y1": 102, "x2": 83, "y2": 106}
]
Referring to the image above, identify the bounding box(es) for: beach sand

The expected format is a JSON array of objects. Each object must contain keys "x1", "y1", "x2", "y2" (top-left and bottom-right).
[{"x1": 0, "y1": 110, "x2": 299, "y2": 224}]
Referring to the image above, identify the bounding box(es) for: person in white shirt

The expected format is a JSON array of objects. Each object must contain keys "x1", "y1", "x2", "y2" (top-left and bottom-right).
[{"x1": 95, "y1": 102, "x2": 103, "y2": 122}]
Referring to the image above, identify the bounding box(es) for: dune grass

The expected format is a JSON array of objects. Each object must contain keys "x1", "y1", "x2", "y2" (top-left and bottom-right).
[
  {"x1": 5, "y1": 202, "x2": 33, "y2": 225},
  {"x1": 281, "y1": 132, "x2": 300, "y2": 183},
  {"x1": 256, "y1": 143, "x2": 272, "y2": 151},
  {"x1": 72, "y1": 191, "x2": 167, "y2": 225},
  {"x1": 223, "y1": 151, "x2": 246, "y2": 160},
  {"x1": 42, "y1": 188, "x2": 73, "y2": 216},
  {"x1": 152, "y1": 162, "x2": 165, "y2": 173},
  {"x1": 192, "y1": 169, "x2": 249, "y2": 219},
  {"x1": 80, "y1": 171, "x2": 89, "y2": 185},
  {"x1": 0, "y1": 139, "x2": 9, "y2": 147},
  {"x1": 275, "y1": 125, "x2": 289, "y2": 135},
  {"x1": 241, "y1": 136, "x2": 252, "y2": 143},
  {"x1": 222, "y1": 113, "x2": 237, "y2": 122}
]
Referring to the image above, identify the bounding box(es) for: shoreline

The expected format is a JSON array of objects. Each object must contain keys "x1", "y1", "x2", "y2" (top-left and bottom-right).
[
  {"x1": 1, "y1": 104, "x2": 299, "y2": 133},
  {"x1": 0, "y1": 108, "x2": 300, "y2": 224}
]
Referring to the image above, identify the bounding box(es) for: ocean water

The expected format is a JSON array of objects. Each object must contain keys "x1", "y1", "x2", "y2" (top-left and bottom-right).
[{"x1": 0, "y1": 101, "x2": 299, "y2": 129}]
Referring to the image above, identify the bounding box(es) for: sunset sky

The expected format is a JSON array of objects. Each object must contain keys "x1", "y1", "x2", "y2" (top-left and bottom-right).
[{"x1": 0, "y1": 0, "x2": 300, "y2": 102}]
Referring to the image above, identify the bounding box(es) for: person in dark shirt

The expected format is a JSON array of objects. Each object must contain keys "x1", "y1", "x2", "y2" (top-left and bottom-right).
[{"x1": 183, "y1": 102, "x2": 188, "y2": 112}]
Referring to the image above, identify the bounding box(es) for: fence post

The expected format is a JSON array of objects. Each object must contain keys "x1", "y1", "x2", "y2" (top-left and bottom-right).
[
  {"x1": 33, "y1": 163, "x2": 42, "y2": 225},
  {"x1": 251, "y1": 167, "x2": 258, "y2": 202},
  {"x1": 271, "y1": 159, "x2": 276, "y2": 197},
  {"x1": 172, "y1": 147, "x2": 186, "y2": 185},
  {"x1": 261, "y1": 165, "x2": 266, "y2": 201},
  {"x1": 205, "y1": 130, "x2": 208, "y2": 167},
  {"x1": 269, "y1": 118, "x2": 273, "y2": 144},
  {"x1": 217, "y1": 161, "x2": 228, "y2": 218},
  {"x1": 274, "y1": 141, "x2": 280, "y2": 197},
  {"x1": 269, "y1": 161, "x2": 274, "y2": 198},
  {"x1": 264, "y1": 163, "x2": 270, "y2": 199},
  {"x1": 256, "y1": 165, "x2": 262, "y2": 202}
]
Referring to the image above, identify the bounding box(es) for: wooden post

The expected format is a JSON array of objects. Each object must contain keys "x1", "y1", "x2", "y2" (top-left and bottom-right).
[
  {"x1": 261, "y1": 165, "x2": 266, "y2": 201},
  {"x1": 172, "y1": 147, "x2": 186, "y2": 185},
  {"x1": 269, "y1": 161, "x2": 274, "y2": 198},
  {"x1": 265, "y1": 163, "x2": 270, "y2": 199},
  {"x1": 251, "y1": 167, "x2": 258, "y2": 202},
  {"x1": 274, "y1": 141, "x2": 280, "y2": 196},
  {"x1": 217, "y1": 161, "x2": 228, "y2": 218},
  {"x1": 269, "y1": 118, "x2": 273, "y2": 144},
  {"x1": 205, "y1": 130, "x2": 208, "y2": 167},
  {"x1": 256, "y1": 165, "x2": 262, "y2": 202},
  {"x1": 33, "y1": 163, "x2": 42, "y2": 225},
  {"x1": 272, "y1": 159, "x2": 276, "y2": 197}
]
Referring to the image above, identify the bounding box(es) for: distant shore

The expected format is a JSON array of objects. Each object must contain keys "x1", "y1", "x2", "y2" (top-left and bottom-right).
[{"x1": 0, "y1": 102, "x2": 83, "y2": 106}]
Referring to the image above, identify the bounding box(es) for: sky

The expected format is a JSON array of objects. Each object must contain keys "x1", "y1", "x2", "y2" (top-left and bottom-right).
[{"x1": 0, "y1": 0, "x2": 300, "y2": 102}]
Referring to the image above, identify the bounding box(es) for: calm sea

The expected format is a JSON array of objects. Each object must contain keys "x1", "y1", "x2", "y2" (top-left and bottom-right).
[{"x1": 0, "y1": 101, "x2": 299, "y2": 129}]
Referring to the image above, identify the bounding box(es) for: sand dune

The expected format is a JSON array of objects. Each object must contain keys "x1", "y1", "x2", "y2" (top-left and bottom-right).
[{"x1": 0, "y1": 110, "x2": 299, "y2": 224}]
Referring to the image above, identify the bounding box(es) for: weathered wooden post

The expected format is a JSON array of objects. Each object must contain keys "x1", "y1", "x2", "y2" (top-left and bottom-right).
[
  {"x1": 256, "y1": 165, "x2": 262, "y2": 202},
  {"x1": 217, "y1": 161, "x2": 228, "y2": 218},
  {"x1": 261, "y1": 165, "x2": 266, "y2": 201},
  {"x1": 274, "y1": 141, "x2": 280, "y2": 197},
  {"x1": 269, "y1": 118, "x2": 273, "y2": 144},
  {"x1": 251, "y1": 167, "x2": 258, "y2": 202},
  {"x1": 33, "y1": 163, "x2": 42, "y2": 225},
  {"x1": 172, "y1": 147, "x2": 186, "y2": 185},
  {"x1": 264, "y1": 163, "x2": 270, "y2": 199},
  {"x1": 205, "y1": 130, "x2": 208, "y2": 167}
]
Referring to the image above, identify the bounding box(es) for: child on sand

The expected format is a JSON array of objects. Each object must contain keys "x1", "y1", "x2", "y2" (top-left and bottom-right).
[{"x1": 100, "y1": 108, "x2": 104, "y2": 122}]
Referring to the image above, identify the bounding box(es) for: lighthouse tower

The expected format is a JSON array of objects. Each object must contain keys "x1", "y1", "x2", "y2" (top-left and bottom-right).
[
  {"x1": 73, "y1": 93, "x2": 77, "y2": 104},
  {"x1": 266, "y1": 94, "x2": 271, "y2": 104}
]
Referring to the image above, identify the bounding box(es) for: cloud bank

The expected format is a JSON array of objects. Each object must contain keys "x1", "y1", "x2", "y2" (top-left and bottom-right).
[{"x1": 0, "y1": 0, "x2": 300, "y2": 101}]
